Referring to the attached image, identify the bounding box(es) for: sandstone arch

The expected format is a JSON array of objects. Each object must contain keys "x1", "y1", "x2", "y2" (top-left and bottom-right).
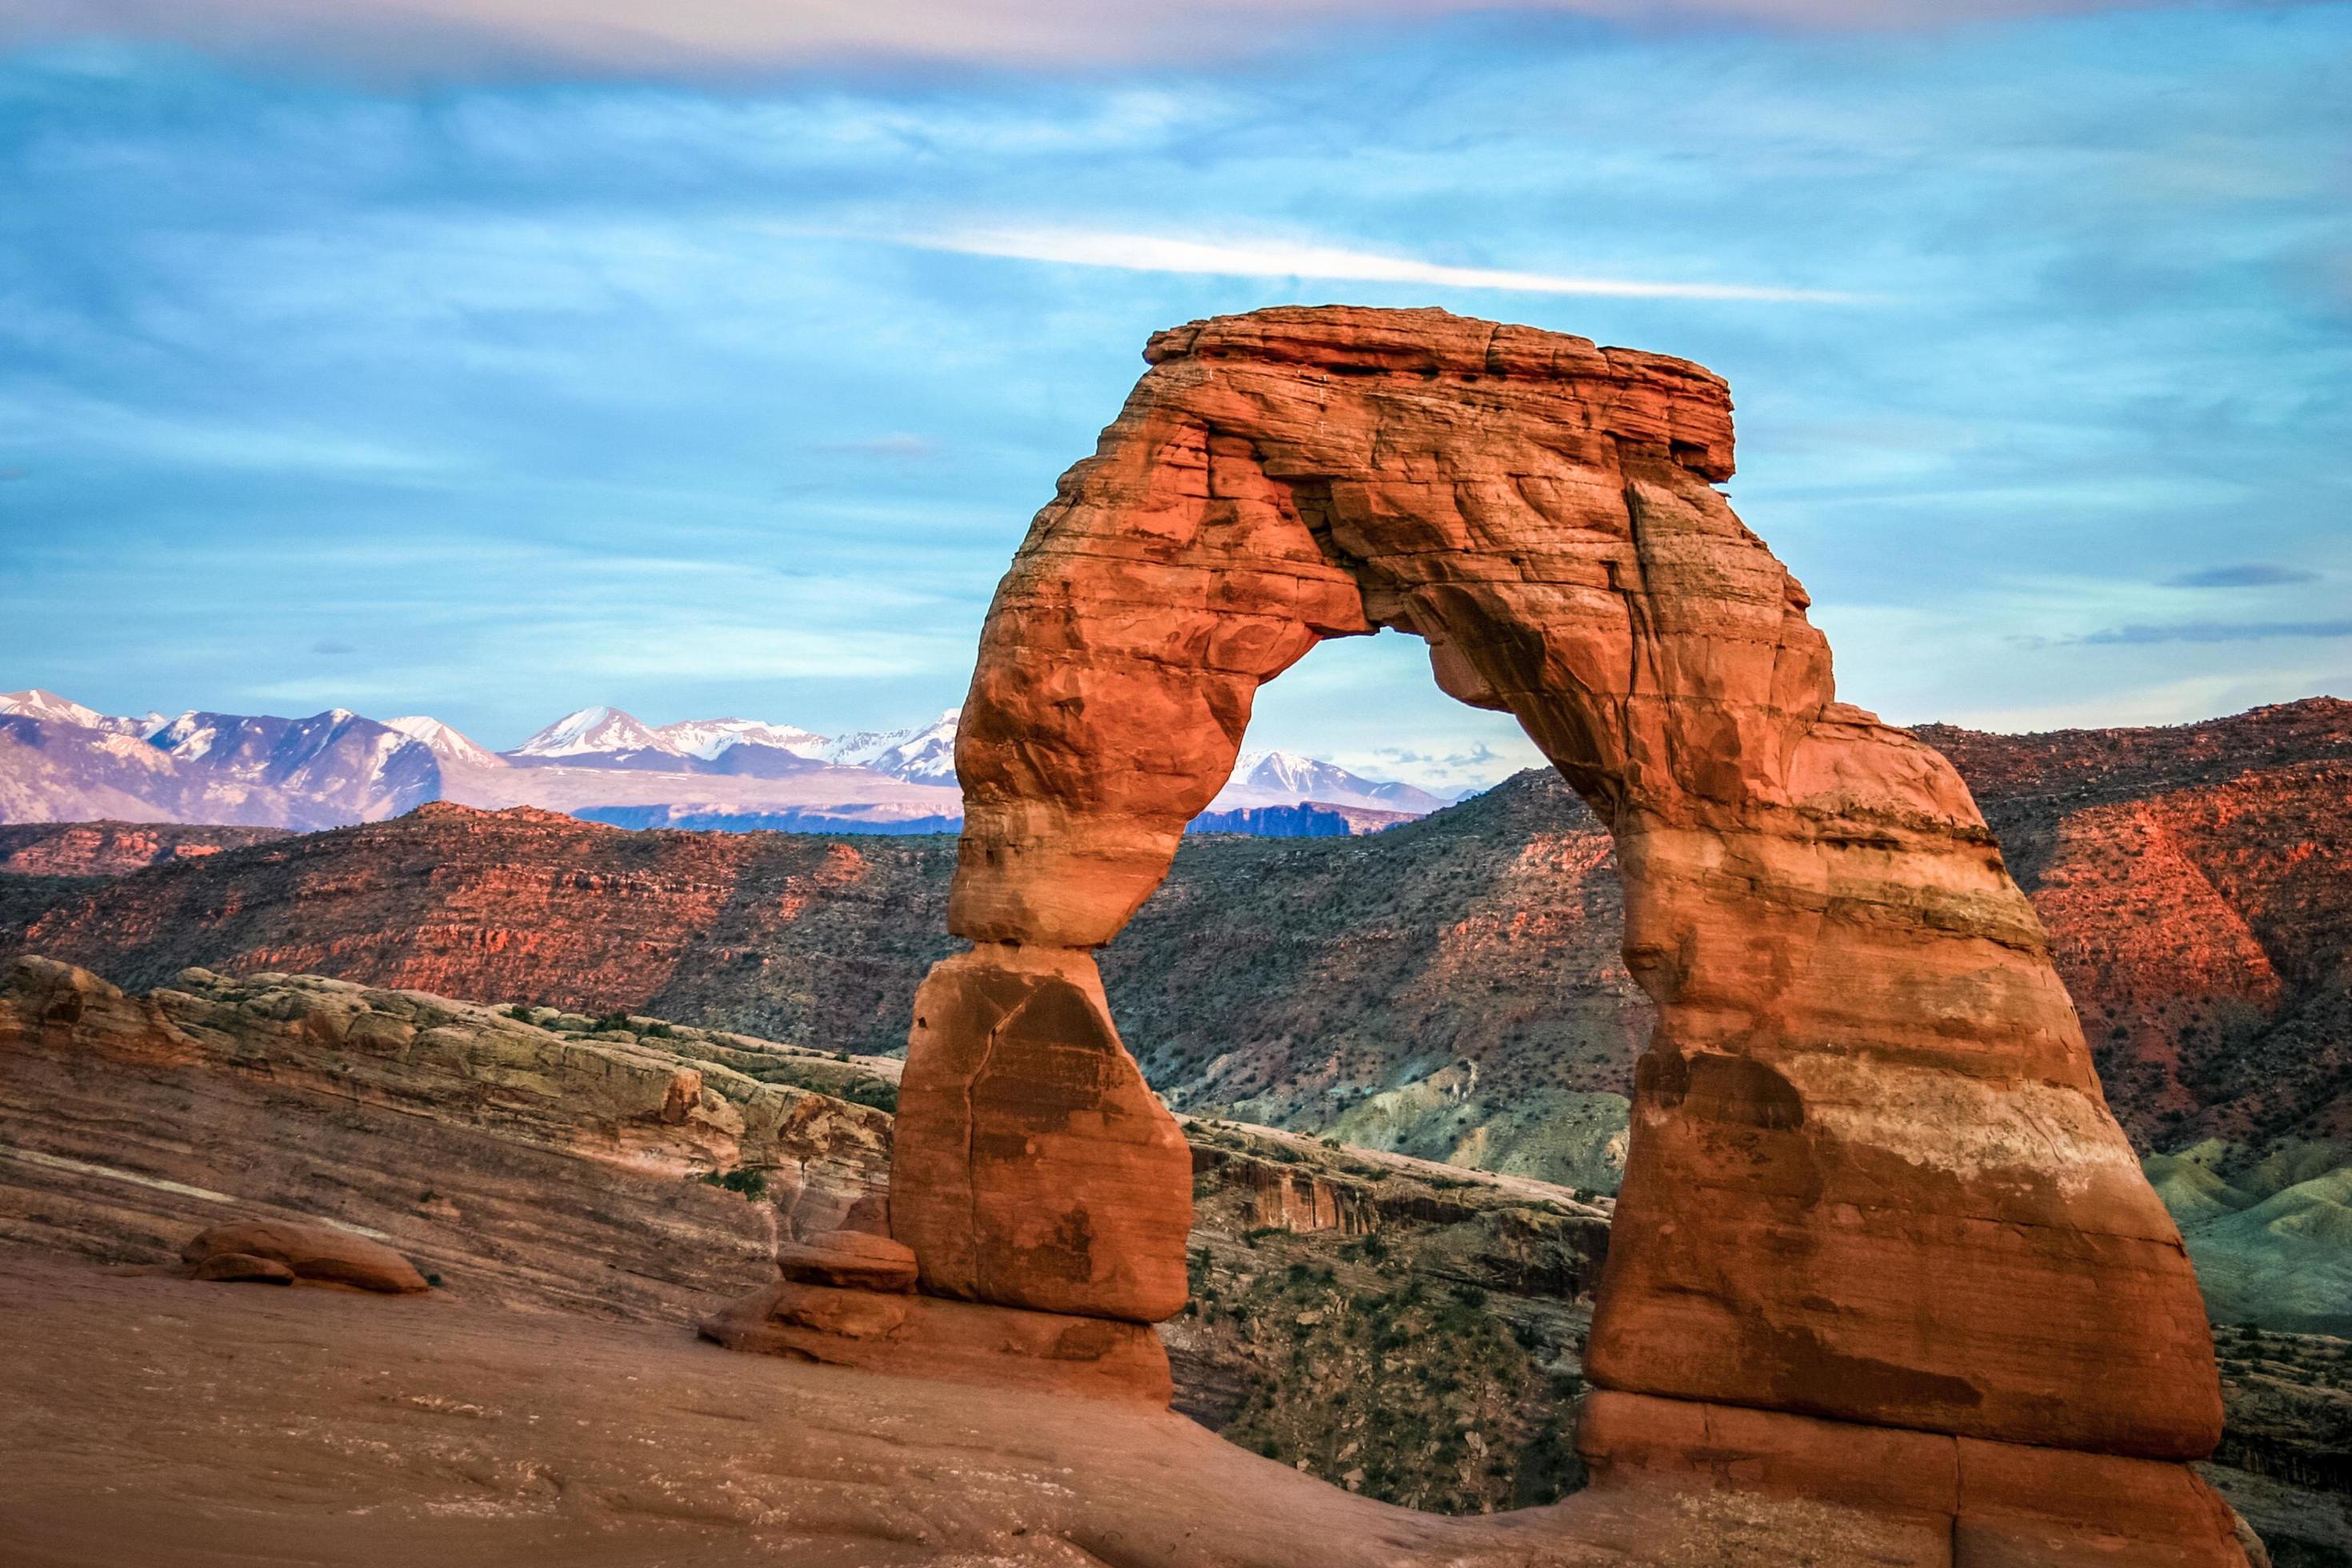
[{"x1": 887, "y1": 306, "x2": 2240, "y2": 1556}]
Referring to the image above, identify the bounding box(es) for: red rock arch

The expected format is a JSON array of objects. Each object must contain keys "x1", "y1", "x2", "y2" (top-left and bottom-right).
[{"x1": 890, "y1": 306, "x2": 2231, "y2": 1537}]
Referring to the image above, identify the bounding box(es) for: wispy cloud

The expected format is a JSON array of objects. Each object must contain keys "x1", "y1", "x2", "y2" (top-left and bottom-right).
[
  {"x1": 2163, "y1": 563, "x2": 2322, "y2": 589},
  {"x1": 890, "y1": 227, "x2": 1869, "y2": 304},
  {"x1": 2080, "y1": 619, "x2": 2352, "y2": 646},
  {"x1": 0, "y1": 1, "x2": 2285, "y2": 74},
  {"x1": 818, "y1": 434, "x2": 938, "y2": 461}
]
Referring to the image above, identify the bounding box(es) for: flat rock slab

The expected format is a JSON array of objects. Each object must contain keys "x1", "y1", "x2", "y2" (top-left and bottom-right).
[
  {"x1": 181, "y1": 1219, "x2": 430, "y2": 1294},
  {"x1": 701, "y1": 1277, "x2": 1174, "y2": 1406},
  {"x1": 774, "y1": 1230, "x2": 917, "y2": 1293},
  {"x1": 7, "y1": 1249, "x2": 2042, "y2": 1568}
]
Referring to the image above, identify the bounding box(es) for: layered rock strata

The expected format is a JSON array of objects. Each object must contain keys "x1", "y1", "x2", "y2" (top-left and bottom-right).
[{"x1": 890, "y1": 305, "x2": 2238, "y2": 1554}]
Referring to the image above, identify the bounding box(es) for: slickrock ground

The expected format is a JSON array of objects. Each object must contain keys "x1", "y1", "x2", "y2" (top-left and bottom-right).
[
  {"x1": 2, "y1": 958, "x2": 2343, "y2": 1562},
  {"x1": 4, "y1": 1250, "x2": 1957, "y2": 1568},
  {"x1": 0, "y1": 957, "x2": 895, "y2": 1319}
]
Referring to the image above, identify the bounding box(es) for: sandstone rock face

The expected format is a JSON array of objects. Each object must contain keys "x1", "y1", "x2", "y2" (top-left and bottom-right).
[
  {"x1": 1577, "y1": 1390, "x2": 2252, "y2": 1568},
  {"x1": 1203, "y1": 1149, "x2": 1376, "y2": 1237},
  {"x1": 0, "y1": 954, "x2": 897, "y2": 1310},
  {"x1": 0, "y1": 822, "x2": 290, "y2": 877},
  {"x1": 892, "y1": 944, "x2": 1191, "y2": 1321},
  {"x1": 182, "y1": 1219, "x2": 430, "y2": 1294},
  {"x1": 902, "y1": 306, "x2": 2230, "y2": 1542}
]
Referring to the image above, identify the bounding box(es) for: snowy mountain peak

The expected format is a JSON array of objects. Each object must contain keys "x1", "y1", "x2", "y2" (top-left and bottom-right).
[
  {"x1": 0, "y1": 688, "x2": 115, "y2": 730},
  {"x1": 1234, "y1": 750, "x2": 1325, "y2": 792},
  {"x1": 386, "y1": 715, "x2": 507, "y2": 769},
  {"x1": 150, "y1": 711, "x2": 217, "y2": 759},
  {"x1": 1214, "y1": 749, "x2": 1447, "y2": 815},
  {"x1": 510, "y1": 706, "x2": 675, "y2": 759},
  {"x1": 654, "y1": 716, "x2": 830, "y2": 762},
  {"x1": 823, "y1": 708, "x2": 959, "y2": 782}
]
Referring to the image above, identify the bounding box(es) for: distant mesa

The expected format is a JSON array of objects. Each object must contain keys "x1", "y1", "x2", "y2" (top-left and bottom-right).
[{"x1": 0, "y1": 690, "x2": 1449, "y2": 839}]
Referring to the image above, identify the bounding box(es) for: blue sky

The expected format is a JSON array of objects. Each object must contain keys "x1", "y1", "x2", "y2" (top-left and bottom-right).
[{"x1": 2, "y1": 3, "x2": 2346, "y2": 789}]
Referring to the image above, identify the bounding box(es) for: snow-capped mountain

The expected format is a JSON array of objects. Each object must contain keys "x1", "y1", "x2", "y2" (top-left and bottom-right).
[
  {"x1": 507, "y1": 706, "x2": 676, "y2": 764},
  {"x1": 2, "y1": 686, "x2": 1458, "y2": 838},
  {"x1": 1214, "y1": 750, "x2": 1446, "y2": 814},
  {"x1": 0, "y1": 689, "x2": 156, "y2": 738},
  {"x1": 386, "y1": 715, "x2": 506, "y2": 770},
  {"x1": 148, "y1": 708, "x2": 441, "y2": 822},
  {"x1": 818, "y1": 726, "x2": 910, "y2": 768},
  {"x1": 501, "y1": 704, "x2": 965, "y2": 782},
  {"x1": 862, "y1": 710, "x2": 960, "y2": 784},
  {"x1": 654, "y1": 717, "x2": 830, "y2": 762}
]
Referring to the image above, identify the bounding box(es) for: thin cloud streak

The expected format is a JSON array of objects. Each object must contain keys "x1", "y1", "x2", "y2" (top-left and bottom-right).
[
  {"x1": 2080, "y1": 619, "x2": 2352, "y2": 646},
  {"x1": 0, "y1": 0, "x2": 2284, "y2": 74},
  {"x1": 2164, "y1": 563, "x2": 2322, "y2": 589},
  {"x1": 888, "y1": 228, "x2": 1871, "y2": 304}
]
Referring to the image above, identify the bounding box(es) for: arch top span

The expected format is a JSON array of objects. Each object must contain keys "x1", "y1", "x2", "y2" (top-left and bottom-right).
[
  {"x1": 953, "y1": 305, "x2": 1818, "y2": 950},
  {"x1": 894, "y1": 306, "x2": 2227, "y2": 1494}
]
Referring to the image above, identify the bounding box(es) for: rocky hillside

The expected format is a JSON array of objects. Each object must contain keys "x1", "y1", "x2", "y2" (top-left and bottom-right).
[
  {"x1": 0, "y1": 956, "x2": 1609, "y2": 1518},
  {"x1": 0, "y1": 820, "x2": 290, "y2": 875},
  {"x1": 2, "y1": 698, "x2": 2346, "y2": 1190},
  {"x1": 1926, "y1": 698, "x2": 2352, "y2": 1154},
  {"x1": 0, "y1": 788, "x2": 1640, "y2": 1188}
]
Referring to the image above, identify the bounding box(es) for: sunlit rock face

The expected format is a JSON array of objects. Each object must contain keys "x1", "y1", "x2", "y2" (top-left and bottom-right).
[{"x1": 899, "y1": 307, "x2": 2230, "y2": 1534}]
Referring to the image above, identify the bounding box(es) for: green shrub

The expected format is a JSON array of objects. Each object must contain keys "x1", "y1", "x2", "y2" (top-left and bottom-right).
[{"x1": 696, "y1": 1168, "x2": 769, "y2": 1202}]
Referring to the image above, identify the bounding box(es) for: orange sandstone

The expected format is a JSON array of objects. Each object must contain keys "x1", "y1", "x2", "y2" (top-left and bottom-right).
[{"x1": 884, "y1": 305, "x2": 2238, "y2": 1558}]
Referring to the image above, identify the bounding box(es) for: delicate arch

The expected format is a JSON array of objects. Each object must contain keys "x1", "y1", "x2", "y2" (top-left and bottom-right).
[{"x1": 893, "y1": 306, "x2": 2219, "y2": 1464}]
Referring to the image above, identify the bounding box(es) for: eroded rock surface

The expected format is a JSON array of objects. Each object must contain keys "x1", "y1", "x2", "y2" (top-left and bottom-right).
[
  {"x1": 901, "y1": 305, "x2": 2237, "y2": 1555},
  {"x1": 182, "y1": 1219, "x2": 429, "y2": 1294},
  {"x1": 893, "y1": 944, "x2": 1191, "y2": 1320},
  {"x1": 0, "y1": 954, "x2": 896, "y2": 1319}
]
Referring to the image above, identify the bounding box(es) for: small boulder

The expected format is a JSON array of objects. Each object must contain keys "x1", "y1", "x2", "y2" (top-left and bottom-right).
[
  {"x1": 182, "y1": 1220, "x2": 430, "y2": 1294},
  {"x1": 775, "y1": 1230, "x2": 918, "y2": 1294},
  {"x1": 191, "y1": 1251, "x2": 295, "y2": 1285}
]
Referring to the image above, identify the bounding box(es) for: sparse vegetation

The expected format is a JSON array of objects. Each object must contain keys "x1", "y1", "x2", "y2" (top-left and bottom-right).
[{"x1": 694, "y1": 1167, "x2": 768, "y2": 1201}]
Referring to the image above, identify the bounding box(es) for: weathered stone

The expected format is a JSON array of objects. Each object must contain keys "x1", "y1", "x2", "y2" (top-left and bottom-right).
[
  {"x1": 891, "y1": 945, "x2": 1190, "y2": 1322},
  {"x1": 0, "y1": 957, "x2": 895, "y2": 1243},
  {"x1": 1578, "y1": 1390, "x2": 2251, "y2": 1568},
  {"x1": 181, "y1": 1220, "x2": 429, "y2": 1294},
  {"x1": 775, "y1": 1230, "x2": 917, "y2": 1293},
  {"x1": 190, "y1": 1251, "x2": 295, "y2": 1285},
  {"x1": 698, "y1": 1278, "x2": 1173, "y2": 1405}
]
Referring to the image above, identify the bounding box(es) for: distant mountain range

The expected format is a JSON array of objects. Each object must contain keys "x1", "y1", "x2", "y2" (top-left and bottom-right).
[
  {"x1": 0, "y1": 690, "x2": 1453, "y2": 838},
  {"x1": 10, "y1": 696, "x2": 2343, "y2": 1210}
]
